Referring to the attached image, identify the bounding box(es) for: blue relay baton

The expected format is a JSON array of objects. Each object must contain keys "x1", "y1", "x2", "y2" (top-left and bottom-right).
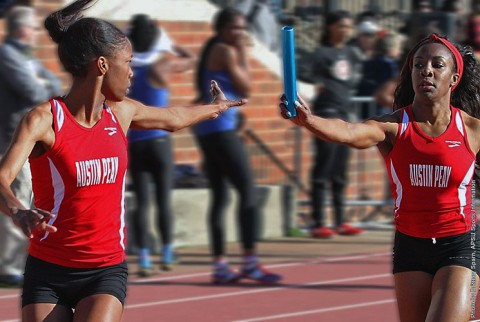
[{"x1": 281, "y1": 26, "x2": 297, "y2": 118}]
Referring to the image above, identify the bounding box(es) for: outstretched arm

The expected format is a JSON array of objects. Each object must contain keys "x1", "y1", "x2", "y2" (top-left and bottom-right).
[
  {"x1": 280, "y1": 95, "x2": 393, "y2": 149},
  {"x1": 114, "y1": 80, "x2": 247, "y2": 133}
]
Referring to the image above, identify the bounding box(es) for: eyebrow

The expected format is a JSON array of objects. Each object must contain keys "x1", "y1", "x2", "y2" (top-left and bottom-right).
[{"x1": 413, "y1": 55, "x2": 448, "y2": 60}]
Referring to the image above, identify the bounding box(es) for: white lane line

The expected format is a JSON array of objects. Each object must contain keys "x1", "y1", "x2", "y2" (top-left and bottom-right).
[
  {"x1": 232, "y1": 299, "x2": 396, "y2": 322},
  {"x1": 125, "y1": 273, "x2": 391, "y2": 309},
  {"x1": 322, "y1": 252, "x2": 390, "y2": 263},
  {"x1": 0, "y1": 294, "x2": 17, "y2": 300},
  {"x1": 0, "y1": 253, "x2": 392, "y2": 322},
  {"x1": 129, "y1": 252, "x2": 391, "y2": 284}
]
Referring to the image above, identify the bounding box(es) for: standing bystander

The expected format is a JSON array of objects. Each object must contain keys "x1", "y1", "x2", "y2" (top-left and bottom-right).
[
  {"x1": 126, "y1": 14, "x2": 196, "y2": 276},
  {"x1": 0, "y1": 5, "x2": 62, "y2": 288},
  {"x1": 308, "y1": 10, "x2": 364, "y2": 238},
  {"x1": 193, "y1": 7, "x2": 282, "y2": 284}
]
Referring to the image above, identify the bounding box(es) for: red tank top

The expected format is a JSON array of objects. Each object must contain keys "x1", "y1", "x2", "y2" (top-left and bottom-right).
[
  {"x1": 28, "y1": 98, "x2": 128, "y2": 268},
  {"x1": 385, "y1": 105, "x2": 476, "y2": 238}
]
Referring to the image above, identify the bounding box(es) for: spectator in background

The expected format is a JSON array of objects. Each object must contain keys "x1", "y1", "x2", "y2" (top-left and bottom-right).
[
  {"x1": 353, "y1": 20, "x2": 380, "y2": 60},
  {"x1": 399, "y1": 0, "x2": 433, "y2": 39},
  {"x1": 417, "y1": 0, "x2": 434, "y2": 12},
  {"x1": 0, "y1": 5, "x2": 62, "y2": 288},
  {"x1": 464, "y1": 13, "x2": 480, "y2": 61},
  {"x1": 473, "y1": 0, "x2": 480, "y2": 15},
  {"x1": 233, "y1": 0, "x2": 280, "y2": 52},
  {"x1": 193, "y1": 7, "x2": 281, "y2": 284},
  {"x1": 358, "y1": 31, "x2": 404, "y2": 115},
  {"x1": 126, "y1": 14, "x2": 196, "y2": 276},
  {"x1": 308, "y1": 10, "x2": 363, "y2": 238},
  {"x1": 441, "y1": 0, "x2": 466, "y2": 43},
  {"x1": 355, "y1": 10, "x2": 378, "y2": 25}
]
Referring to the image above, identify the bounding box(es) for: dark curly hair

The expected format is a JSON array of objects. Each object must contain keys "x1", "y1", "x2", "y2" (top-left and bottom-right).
[{"x1": 393, "y1": 33, "x2": 480, "y2": 118}]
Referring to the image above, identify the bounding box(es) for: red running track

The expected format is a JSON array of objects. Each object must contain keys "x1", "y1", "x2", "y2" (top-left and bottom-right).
[{"x1": 0, "y1": 252, "x2": 479, "y2": 322}]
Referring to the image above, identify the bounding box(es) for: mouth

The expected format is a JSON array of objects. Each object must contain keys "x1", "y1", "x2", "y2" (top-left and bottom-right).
[{"x1": 419, "y1": 80, "x2": 435, "y2": 91}]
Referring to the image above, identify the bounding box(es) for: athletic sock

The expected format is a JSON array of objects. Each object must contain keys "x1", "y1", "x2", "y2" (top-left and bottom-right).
[
  {"x1": 162, "y1": 244, "x2": 173, "y2": 264},
  {"x1": 213, "y1": 260, "x2": 230, "y2": 272},
  {"x1": 138, "y1": 248, "x2": 151, "y2": 268},
  {"x1": 243, "y1": 255, "x2": 259, "y2": 270}
]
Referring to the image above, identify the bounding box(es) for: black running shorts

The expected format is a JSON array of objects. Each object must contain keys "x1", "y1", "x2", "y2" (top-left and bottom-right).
[
  {"x1": 22, "y1": 255, "x2": 128, "y2": 308},
  {"x1": 393, "y1": 228, "x2": 480, "y2": 276}
]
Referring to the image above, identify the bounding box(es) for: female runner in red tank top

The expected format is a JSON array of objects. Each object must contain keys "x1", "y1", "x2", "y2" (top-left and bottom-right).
[
  {"x1": 0, "y1": 1, "x2": 245, "y2": 321},
  {"x1": 280, "y1": 34, "x2": 480, "y2": 322}
]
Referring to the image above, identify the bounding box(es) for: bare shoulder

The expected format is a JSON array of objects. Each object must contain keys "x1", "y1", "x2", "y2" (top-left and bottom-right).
[
  {"x1": 210, "y1": 43, "x2": 236, "y2": 65},
  {"x1": 461, "y1": 110, "x2": 480, "y2": 153},
  {"x1": 212, "y1": 42, "x2": 233, "y2": 54},
  {"x1": 461, "y1": 110, "x2": 480, "y2": 131},
  {"x1": 106, "y1": 98, "x2": 139, "y2": 132},
  {"x1": 15, "y1": 102, "x2": 56, "y2": 150},
  {"x1": 107, "y1": 98, "x2": 137, "y2": 119},
  {"x1": 26, "y1": 102, "x2": 54, "y2": 130},
  {"x1": 366, "y1": 109, "x2": 401, "y2": 131},
  {"x1": 365, "y1": 109, "x2": 402, "y2": 148}
]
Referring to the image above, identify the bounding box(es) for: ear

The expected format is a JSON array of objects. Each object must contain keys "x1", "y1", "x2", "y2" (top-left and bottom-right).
[
  {"x1": 97, "y1": 56, "x2": 109, "y2": 75},
  {"x1": 450, "y1": 73, "x2": 460, "y2": 88}
]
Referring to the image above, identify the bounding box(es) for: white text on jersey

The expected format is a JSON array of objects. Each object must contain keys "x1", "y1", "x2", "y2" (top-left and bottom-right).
[
  {"x1": 75, "y1": 157, "x2": 119, "y2": 187},
  {"x1": 409, "y1": 164, "x2": 452, "y2": 188}
]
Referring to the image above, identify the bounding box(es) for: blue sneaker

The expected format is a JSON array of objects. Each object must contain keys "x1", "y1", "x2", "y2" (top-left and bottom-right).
[
  {"x1": 138, "y1": 248, "x2": 153, "y2": 277},
  {"x1": 0, "y1": 275, "x2": 23, "y2": 288},
  {"x1": 161, "y1": 244, "x2": 176, "y2": 271},
  {"x1": 241, "y1": 264, "x2": 282, "y2": 284},
  {"x1": 212, "y1": 267, "x2": 241, "y2": 284}
]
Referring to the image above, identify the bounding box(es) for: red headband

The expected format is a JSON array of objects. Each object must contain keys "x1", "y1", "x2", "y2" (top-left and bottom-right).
[{"x1": 411, "y1": 34, "x2": 464, "y2": 91}]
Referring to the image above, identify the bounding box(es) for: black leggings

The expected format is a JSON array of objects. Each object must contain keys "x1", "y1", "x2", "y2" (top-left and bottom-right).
[
  {"x1": 310, "y1": 136, "x2": 350, "y2": 228},
  {"x1": 128, "y1": 136, "x2": 173, "y2": 248},
  {"x1": 197, "y1": 130, "x2": 257, "y2": 256}
]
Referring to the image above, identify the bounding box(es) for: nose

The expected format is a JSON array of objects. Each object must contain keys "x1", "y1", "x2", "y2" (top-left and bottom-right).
[{"x1": 421, "y1": 64, "x2": 433, "y2": 77}]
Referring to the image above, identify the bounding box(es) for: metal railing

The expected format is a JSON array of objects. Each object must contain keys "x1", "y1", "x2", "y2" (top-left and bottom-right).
[{"x1": 242, "y1": 96, "x2": 393, "y2": 223}]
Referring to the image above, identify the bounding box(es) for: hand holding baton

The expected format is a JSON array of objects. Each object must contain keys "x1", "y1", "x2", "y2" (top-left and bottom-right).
[{"x1": 281, "y1": 26, "x2": 297, "y2": 118}]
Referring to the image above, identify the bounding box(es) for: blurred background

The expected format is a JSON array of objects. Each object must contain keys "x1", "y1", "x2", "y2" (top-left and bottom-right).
[{"x1": 0, "y1": 0, "x2": 476, "y2": 248}]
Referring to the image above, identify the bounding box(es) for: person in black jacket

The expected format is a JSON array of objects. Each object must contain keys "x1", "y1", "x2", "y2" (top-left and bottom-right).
[{"x1": 308, "y1": 10, "x2": 364, "y2": 238}]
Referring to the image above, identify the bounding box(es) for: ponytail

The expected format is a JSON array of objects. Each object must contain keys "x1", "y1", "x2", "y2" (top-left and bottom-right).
[
  {"x1": 43, "y1": 0, "x2": 127, "y2": 77},
  {"x1": 44, "y1": 0, "x2": 97, "y2": 44},
  {"x1": 195, "y1": 36, "x2": 218, "y2": 103}
]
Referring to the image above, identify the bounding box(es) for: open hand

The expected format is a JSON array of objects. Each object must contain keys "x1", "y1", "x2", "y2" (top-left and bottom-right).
[
  {"x1": 11, "y1": 207, "x2": 57, "y2": 238},
  {"x1": 210, "y1": 80, "x2": 247, "y2": 115}
]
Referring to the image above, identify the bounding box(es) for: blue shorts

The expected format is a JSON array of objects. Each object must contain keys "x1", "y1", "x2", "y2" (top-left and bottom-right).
[
  {"x1": 22, "y1": 255, "x2": 128, "y2": 308},
  {"x1": 393, "y1": 228, "x2": 480, "y2": 276}
]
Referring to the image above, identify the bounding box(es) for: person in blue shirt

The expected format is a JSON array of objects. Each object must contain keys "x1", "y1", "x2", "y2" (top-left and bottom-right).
[
  {"x1": 126, "y1": 14, "x2": 196, "y2": 276},
  {"x1": 193, "y1": 7, "x2": 281, "y2": 284}
]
